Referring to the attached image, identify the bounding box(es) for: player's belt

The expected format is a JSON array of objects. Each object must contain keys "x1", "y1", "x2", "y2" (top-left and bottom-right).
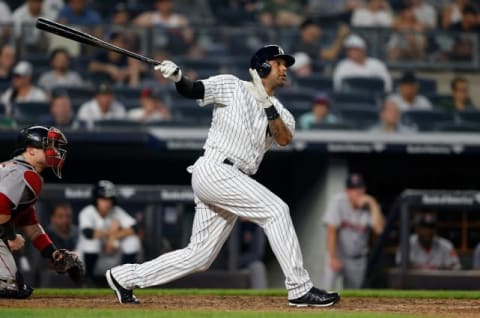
[{"x1": 223, "y1": 158, "x2": 247, "y2": 175}]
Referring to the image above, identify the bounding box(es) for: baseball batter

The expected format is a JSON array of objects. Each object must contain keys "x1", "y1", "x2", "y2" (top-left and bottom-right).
[
  {"x1": 106, "y1": 45, "x2": 340, "y2": 307},
  {"x1": 0, "y1": 126, "x2": 83, "y2": 298}
]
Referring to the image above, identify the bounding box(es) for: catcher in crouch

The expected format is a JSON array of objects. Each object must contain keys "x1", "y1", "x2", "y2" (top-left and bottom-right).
[{"x1": 0, "y1": 125, "x2": 84, "y2": 298}]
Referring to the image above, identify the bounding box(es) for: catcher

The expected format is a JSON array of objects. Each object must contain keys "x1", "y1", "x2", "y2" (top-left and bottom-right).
[{"x1": 0, "y1": 125, "x2": 84, "y2": 298}]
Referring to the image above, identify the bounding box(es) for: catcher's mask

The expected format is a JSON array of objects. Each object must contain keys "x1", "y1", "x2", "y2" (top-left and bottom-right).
[{"x1": 15, "y1": 126, "x2": 68, "y2": 178}]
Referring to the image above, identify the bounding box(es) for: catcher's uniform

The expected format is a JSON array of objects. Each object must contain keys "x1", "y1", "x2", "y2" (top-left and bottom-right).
[{"x1": 0, "y1": 156, "x2": 43, "y2": 290}]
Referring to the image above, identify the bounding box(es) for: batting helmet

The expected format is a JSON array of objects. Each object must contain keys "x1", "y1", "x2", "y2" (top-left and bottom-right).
[
  {"x1": 250, "y1": 45, "x2": 295, "y2": 78},
  {"x1": 14, "y1": 125, "x2": 68, "y2": 179},
  {"x1": 93, "y1": 180, "x2": 117, "y2": 201}
]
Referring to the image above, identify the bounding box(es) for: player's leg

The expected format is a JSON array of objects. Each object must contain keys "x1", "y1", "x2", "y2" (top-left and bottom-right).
[
  {"x1": 192, "y1": 159, "x2": 330, "y2": 301},
  {"x1": 343, "y1": 257, "x2": 367, "y2": 289},
  {"x1": 109, "y1": 198, "x2": 237, "y2": 290},
  {"x1": 0, "y1": 240, "x2": 32, "y2": 298}
]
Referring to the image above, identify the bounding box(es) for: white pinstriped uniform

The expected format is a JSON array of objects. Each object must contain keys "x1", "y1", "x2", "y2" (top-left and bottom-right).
[{"x1": 110, "y1": 74, "x2": 313, "y2": 299}]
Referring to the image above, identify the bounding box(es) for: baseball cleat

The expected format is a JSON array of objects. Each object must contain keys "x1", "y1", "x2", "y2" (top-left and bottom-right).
[
  {"x1": 105, "y1": 269, "x2": 140, "y2": 304},
  {"x1": 288, "y1": 287, "x2": 340, "y2": 307}
]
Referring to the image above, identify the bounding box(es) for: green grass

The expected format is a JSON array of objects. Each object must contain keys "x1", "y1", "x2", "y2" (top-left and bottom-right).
[
  {"x1": 34, "y1": 288, "x2": 480, "y2": 299},
  {"x1": 1, "y1": 309, "x2": 432, "y2": 318}
]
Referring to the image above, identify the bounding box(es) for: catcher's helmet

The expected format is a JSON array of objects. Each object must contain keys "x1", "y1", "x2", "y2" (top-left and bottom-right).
[
  {"x1": 15, "y1": 125, "x2": 68, "y2": 179},
  {"x1": 250, "y1": 45, "x2": 295, "y2": 78},
  {"x1": 93, "y1": 180, "x2": 117, "y2": 201}
]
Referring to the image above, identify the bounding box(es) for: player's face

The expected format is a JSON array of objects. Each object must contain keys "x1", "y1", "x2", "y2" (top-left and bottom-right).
[
  {"x1": 346, "y1": 187, "x2": 366, "y2": 208},
  {"x1": 96, "y1": 197, "x2": 114, "y2": 217},
  {"x1": 266, "y1": 58, "x2": 288, "y2": 87}
]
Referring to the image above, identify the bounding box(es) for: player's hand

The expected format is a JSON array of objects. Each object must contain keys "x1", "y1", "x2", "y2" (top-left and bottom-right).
[
  {"x1": 249, "y1": 68, "x2": 273, "y2": 108},
  {"x1": 8, "y1": 234, "x2": 25, "y2": 251},
  {"x1": 329, "y1": 256, "x2": 343, "y2": 272},
  {"x1": 154, "y1": 60, "x2": 182, "y2": 83}
]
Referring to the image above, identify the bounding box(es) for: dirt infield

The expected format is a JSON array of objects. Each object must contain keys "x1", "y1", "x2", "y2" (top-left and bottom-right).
[{"x1": 1, "y1": 295, "x2": 479, "y2": 317}]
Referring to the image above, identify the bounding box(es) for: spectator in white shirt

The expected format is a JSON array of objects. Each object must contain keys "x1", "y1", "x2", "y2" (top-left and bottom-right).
[
  {"x1": 412, "y1": 0, "x2": 437, "y2": 28},
  {"x1": 0, "y1": 1, "x2": 12, "y2": 24},
  {"x1": 77, "y1": 83, "x2": 126, "y2": 129},
  {"x1": 333, "y1": 34, "x2": 392, "y2": 92},
  {"x1": 351, "y1": 0, "x2": 393, "y2": 27},
  {"x1": 0, "y1": 61, "x2": 48, "y2": 115},
  {"x1": 387, "y1": 71, "x2": 433, "y2": 111},
  {"x1": 12, "y1": 0, "x2": 54, "y2": 50},
  {"x1": 127, "y1": 87, "x2": 171, "y2": 123}
]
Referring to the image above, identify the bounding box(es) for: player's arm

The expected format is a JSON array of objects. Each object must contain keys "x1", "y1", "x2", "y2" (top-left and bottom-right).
[
  {"x1": 360, "y1": 195, "x2": 385, "y2": 234},
  {"x1": 326, "y1": 225, "x2": 342, "y2": 272},
  {"x1": 267, "y1": 116, "x2": 293, "y2": 146},
  {"x1": 154, "y1": 60, "x2": 205, "y2": 99}
]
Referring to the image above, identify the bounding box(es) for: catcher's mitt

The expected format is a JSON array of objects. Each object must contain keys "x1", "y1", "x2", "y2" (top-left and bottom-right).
[{"x1": 52, "y1": 249, "x2": 85, "y2": 285}]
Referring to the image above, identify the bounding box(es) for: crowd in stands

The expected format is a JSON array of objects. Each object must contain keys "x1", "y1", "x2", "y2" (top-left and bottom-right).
[{"x1": 0, "y1": 0, "x2": 477, "y2": 132}]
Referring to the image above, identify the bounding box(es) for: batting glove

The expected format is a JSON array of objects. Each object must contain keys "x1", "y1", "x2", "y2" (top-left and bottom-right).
[
  {"x1": 154, "y1": 60, "x2": 182, "y2": 83},
  {"x1": 249, "y1": 68, "x2": 273, "y2": 108}
]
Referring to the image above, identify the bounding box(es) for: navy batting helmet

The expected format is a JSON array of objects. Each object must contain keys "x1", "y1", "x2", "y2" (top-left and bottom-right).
[
  {"x1": 250, "y1": 45, "x2": 295, "y2": 78},
  {"x1": 14, "y1": 125, "x2": 68, "y2": 178},
  {"x1": 93, "y1": 180, "x2": 117, "y2": 201}
]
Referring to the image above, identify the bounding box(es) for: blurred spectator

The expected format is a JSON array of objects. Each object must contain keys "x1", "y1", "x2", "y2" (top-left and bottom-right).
[
  {"x1": 333, "y1": 34, "x2": 392, "y2": 92},
  {"x1": 57, "y1": 0, "x2": 101, "y2": 26},
  {"x1": 45, "y1": 202, "x2": 79, "y2": 251},
  {"x1": 369, "y1": 100, "x2": 416, "y2": 133},
  {"x1": 387, "y1": 71, "x2": 433, "y2": 111},
  {"x1": 0, "y1": 1, "x2": 11, "y2": 24},
  {"x1": 448, "y1": 5, "x2": 480, "y2": 62},
  {"x1": 396, "y1": 213, "x2": 461, "y2": 270},
  {"x1": 127, "y1": 87, "x2": 171, "y2": 122},
  {"x1": 77, "y1": 83, "x2": 126, "y2": 128},
  {"x1": 172, "y1": 0, "x2": 215, "y2": 25},
  {"x1": 472, "y1": 241, "x2": 480, "y2": 269},
  {"x1": 290, "y1": 52, "x2": 313, "y2": 78},
  {"x1": 38, "y1": 48, "x2": 85, "y2": 93},
  {"x1": 258, "y1": 0, "x2": 305, "y2": 27},
  {"x1": 299, "y1": 93, "x2": 338, "y2": 130},
  {"x1": 0, "y1": 61, "x2": 48, "y2": 115},
  {"x1": 387, "y1": 2, "x2": 427, "y2": 61},
  {"x1": 307, "y1": 0, "x2": 364, "y2": 23},
  {"x1": 351, "y1": 0, "x2": 393, "y2": 27},
  {"x1": 0, "y1": 44, "x2": 16, "y2": 86},
  {"x1": 134, "y1": 0, "x2": 189, "y2": 27},
  {"x1": 210, "y1": 0, "x2": 261, "y2": 26},
  {"x1": 12, "y1": 0, "x2": 52, "y2": 51},
  {"x1": 323, "y1": 173, "x2": 385, "y2": 289},
  {"x1": 134, "y1": 0, "x2": 201, "y2": 57},
  {"x1": 40, "y1": 89, "x2": 80, "y2": 129},
  {"x1": 88, "y1": 32, "x2": 145, "y2": 87},
  {"x1": 441, "y1": 0, "x2": 469, "y2": 29},
  {"x1": 77, "y1": 180, "x2": 141, "y2": 284},
  {"x1": 106, "y1": 3, "x2": 140, "y2": 53},
  {"x1": 294, "y1": 19, "x2": 350, "y2": 62},
  {"x1": 411, "y1": 0, "x2": 437, "y2": 28},
  {"x1": 439, "y1": 77, "x2": 476, "y2": 113},
  {"x1": 238, "y1": 219, "x2": 267, "y2": 289},
  {"x1": 43, "y1": 0, "x2": 64, "y2": 18}
]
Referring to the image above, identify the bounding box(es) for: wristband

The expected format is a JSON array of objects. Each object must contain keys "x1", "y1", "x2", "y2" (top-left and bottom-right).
[
  {"x1": 264, "y1": 105, "x2": 280, "y2": 121},
  {"x1": 33, "y1": 233, "x2": 57, "y2": 259}
]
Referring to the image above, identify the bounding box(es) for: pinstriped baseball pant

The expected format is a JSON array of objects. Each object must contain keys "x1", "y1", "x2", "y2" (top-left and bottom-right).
[{"x1": 111, "y1": 154, "x2": 313, "y2": 299}]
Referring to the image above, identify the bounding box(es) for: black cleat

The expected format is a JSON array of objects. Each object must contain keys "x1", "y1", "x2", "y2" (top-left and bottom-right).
[
  {"x1": 288, "y1": 287, "x2": 340, "y2": 307},
  {"x1": 105, "y1": 269, "x2": 140, "y2": 304}
]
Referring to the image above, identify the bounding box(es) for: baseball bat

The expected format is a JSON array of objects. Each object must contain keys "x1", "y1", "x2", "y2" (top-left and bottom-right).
[{"x1": 35, "y1": 17, "x2": 161, "y2": 66}]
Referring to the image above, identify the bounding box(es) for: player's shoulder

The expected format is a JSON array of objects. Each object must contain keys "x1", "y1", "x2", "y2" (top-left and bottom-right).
[{"x1": 203, "y1": 73, "x2": 240, "y2": 84}]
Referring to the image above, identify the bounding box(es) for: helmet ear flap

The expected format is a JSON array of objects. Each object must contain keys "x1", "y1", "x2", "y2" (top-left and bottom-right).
[{"x1": 251, "y1": 55, "x2": 271, "y2": 78}]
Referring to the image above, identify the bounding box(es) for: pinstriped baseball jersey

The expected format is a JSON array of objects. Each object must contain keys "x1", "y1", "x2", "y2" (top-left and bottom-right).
[
  {"x1": 198, "y1": 74, "x2": 295, "y2": 175},
  {"x1": 110, "y1": 73, "x2": 314, "y2": 300}
]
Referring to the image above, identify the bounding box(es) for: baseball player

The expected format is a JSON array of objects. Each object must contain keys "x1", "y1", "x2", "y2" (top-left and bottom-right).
[
  {"x1": 323, "y1": 173, "x2": 385, "y2": 289},
  {"x1": 0, "y1": 126, "x2": 83, "y2": 298},
  {"x1": 106, "y1": 45, "x2": 340, "y2": 307},
  {"x1": 77, "y1": 180, "x2": 141, "y2": 283}
]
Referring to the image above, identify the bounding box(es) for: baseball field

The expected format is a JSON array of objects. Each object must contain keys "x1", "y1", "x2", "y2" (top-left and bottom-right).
[{"x1": 1, "y1": 289, "x2": 479, "y2": 318}]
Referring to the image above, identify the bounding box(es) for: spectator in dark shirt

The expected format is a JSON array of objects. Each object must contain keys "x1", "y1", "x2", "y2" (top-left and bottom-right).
[
  {"x1": 88, "y1": 32, "x2": 145, "y2": 87},
  {"x1": 0, "y1": 44, "x2": 15, "y2": 86},
  {"x1": 448, "y1": 5, "x2": 480, "y2": 61},
  {"x1": 439, "y1": 77, "x2": 476, "y2": 113},
  {"x1": 45, "y1": 202, "x2": 79, "y2": 251},
  {"x1": 57, "y1": 0, "x2": 101, "y2": 26},
  {"x1": 40, "y1": 89, "x2": 79, "y2": 129}
]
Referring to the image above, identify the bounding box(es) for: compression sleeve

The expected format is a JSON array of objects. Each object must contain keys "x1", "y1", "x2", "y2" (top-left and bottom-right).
[{"x1": 175, "y1": 76, "x2": 205, "y2": 99}]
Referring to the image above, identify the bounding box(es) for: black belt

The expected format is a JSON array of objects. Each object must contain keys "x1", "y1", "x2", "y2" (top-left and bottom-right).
[{"x1": 223, "y1": 158, "x2": 247, "y2": 174}]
